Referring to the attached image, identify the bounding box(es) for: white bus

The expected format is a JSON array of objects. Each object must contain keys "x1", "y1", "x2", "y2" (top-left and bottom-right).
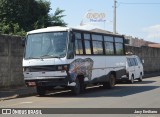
[{"x1": 23, "y1": 26, "x2": 143, "y2": 96}]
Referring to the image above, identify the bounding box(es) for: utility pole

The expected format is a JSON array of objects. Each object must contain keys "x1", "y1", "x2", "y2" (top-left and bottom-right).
[{"x1": 113, "y1": 0, "x2": 117, "y2": 34}]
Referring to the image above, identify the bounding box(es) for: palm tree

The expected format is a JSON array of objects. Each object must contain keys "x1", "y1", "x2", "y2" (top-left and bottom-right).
[{"x1": 50, "y1": 8, "x2": 67, "y2": 26}]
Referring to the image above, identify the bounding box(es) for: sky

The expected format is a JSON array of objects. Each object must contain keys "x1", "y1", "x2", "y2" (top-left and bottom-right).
[{"x1": 49, "y1": 0, "x2": 160, "y2": 43}]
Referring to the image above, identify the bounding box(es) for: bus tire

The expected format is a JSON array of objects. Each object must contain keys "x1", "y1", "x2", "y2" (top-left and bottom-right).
[
  {"x1": 79, "y1": 77, "x2": 86, "y2": 93},
  {"x1": 71, "y1": 78, "x2": 81, "y2": 95},
  {"x1": 36, "y1": 86, "x2": 46, "y2": 96},
  {"x1": 103, "y1": 74, "x2": 116, "y2": 89},
  {"x1": 81, "y1": 84, "x2": 87, "y2": 93}
]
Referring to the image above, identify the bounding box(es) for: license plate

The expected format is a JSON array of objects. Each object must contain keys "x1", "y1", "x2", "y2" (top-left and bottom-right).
[{"x1": 28, "y1": 82, "x2": 36, "y2": 86}]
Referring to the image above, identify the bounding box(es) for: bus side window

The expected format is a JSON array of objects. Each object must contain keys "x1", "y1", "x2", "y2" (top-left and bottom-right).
[
  {"x1": 104, "y1": 36, "x2": 114, "y2": 55},
  {"x1": 115, "y1": 37, "x2": 124, "y2": 55},
  {"x1": 84, "y1": 33, "x2": 91, "y2": 55},
  {"x1": 92, "y1": 34, "x2": 103, "y2": 55},
  {"x1": 75, "y1": 32, "x2": 84, "y2": 55},
  {"x1": 75, "y1": 40, "x2": 83, "y2": 54},
  {"x1": 92, "y1": 41, "x2": 103, "y2": 55}
]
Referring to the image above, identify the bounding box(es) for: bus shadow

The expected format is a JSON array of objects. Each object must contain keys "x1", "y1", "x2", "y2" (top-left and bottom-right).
[
  {"x1": 42, "y1": 81, "x2": 159, "y2": 98},
  {"x1": 135, "y1": 80, "x2": 156, "y2": 84},
  {"x1": 117, "y1": 80, "x2": 156, "y2": 84}
]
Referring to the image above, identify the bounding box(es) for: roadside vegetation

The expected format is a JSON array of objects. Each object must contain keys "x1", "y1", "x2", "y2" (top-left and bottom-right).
[{"x1": 0, "y1": 0, "x2": 67, "y2": 36}]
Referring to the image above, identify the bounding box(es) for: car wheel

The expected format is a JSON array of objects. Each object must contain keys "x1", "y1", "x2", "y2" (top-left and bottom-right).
[
  {"x1": 130, "y1": 75, "x2": 134, "y2": 84},
  {"x1": 138, "y1": 74, "x2": 143, "y2": 82}
]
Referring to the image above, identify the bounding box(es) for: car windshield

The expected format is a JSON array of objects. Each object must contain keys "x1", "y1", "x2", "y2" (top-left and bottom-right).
[{"x1": 25, "y1": 32, "x2": 67, "y2": 59}]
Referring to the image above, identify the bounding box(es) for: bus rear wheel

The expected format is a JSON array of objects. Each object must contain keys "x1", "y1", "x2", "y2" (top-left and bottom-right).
[{"x1": 103, "y1": 74, "x2": 116, "y2": 89}]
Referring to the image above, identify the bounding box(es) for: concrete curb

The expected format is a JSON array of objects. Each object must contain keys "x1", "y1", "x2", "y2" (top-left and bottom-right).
[
  {"x1": 0, "y1": 94, "x2": 18, "y2": 101},
  {"x1": 17, "y1": 92, "x2": 37, "y2": 98},
  {"x1": 0, "y1": 93, "x2": 37, "y2": 101},
  {"x1": 0, "y1": 87, "x2": 37, "y2": 101}
]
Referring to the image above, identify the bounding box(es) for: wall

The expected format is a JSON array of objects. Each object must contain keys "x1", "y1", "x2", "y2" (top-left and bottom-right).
[
  {"x1": 126, "y1": 46, "x2": 160, "y2": 73},
  {"x1": 0, "y1": 35, "x2": 160, "y2": 88},
  {"x1": 0, "y1": 34, "x2": 24, "y2": 88},
  {"x1": 124, "y1": 35, "x2": 156, "y2": 47}
]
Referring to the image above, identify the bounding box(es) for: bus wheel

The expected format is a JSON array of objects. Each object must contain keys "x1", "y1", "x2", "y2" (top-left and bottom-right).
[
  {"x1": 71, "y1": 78, "x2": 81, "y2": 95},
  {"x1": 81, "y1": 84, "x2": 87, "y2": 93},
  {"x1": 36, "y1": 86, "x2": 46, "y2": 96},
  {"x1": 103, "y1": 74, "x2": 116, "y2": 89},
  {"x1": 138, "y1": 73, "x2": 143, "y2": 82}
]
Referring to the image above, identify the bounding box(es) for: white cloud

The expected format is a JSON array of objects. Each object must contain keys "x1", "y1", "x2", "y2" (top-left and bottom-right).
[{"x1": 143, "y1": 25, "x2": 160, "y2": 41}]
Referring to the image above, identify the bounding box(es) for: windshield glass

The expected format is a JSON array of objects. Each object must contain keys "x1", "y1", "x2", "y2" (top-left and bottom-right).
[{"x1": 25, "y1": 32, "x2": 67, "y2": 59}]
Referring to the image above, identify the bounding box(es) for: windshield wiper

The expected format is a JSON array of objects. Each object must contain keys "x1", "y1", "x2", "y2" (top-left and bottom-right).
[
  {"x1": 25, "y1": 57, "x2": 39, "y2": 59},
  {"x1": 40, "y1": 55, "x2": 52, "y2": 58},
  {"x1": 52, "y1": 56, "x2": 61, "y2": 59},
  {"x1": 40, "y1": 55, "x2": 61, "y2": 59}
]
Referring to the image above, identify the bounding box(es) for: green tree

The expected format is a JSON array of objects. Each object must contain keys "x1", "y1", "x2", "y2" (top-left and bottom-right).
[
  {"x1": 0, "y1": 0, "x2": 67, "y2": 36},
  {"x1": 49, "y1": 8, "x2": 67, "y2": 27}
]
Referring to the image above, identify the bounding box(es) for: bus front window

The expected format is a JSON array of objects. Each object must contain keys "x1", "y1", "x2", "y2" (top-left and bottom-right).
[{"x1": 25, "y1": 32, "x2": 67, "y2": 59}]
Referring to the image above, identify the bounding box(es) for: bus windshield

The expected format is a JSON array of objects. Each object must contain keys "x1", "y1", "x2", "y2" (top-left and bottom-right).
[{"x1": 25, "y1": 32, "x2": 67, "y2": 59}]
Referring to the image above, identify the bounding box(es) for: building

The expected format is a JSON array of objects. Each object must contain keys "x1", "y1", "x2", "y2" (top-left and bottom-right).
[{"x1": 148, "y1": 44, "x2": 160, "y2": 48}]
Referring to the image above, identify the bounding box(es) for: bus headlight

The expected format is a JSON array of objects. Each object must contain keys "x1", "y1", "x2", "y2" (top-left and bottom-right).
[
  {"x1": 58, "y1": 66, "x2": 63, "y2": 70},
  {"x1": 57, "y1": 65, "x2": 69, "y2": 71}
]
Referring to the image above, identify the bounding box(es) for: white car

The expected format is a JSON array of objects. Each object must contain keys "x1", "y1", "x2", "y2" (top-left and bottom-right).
[{"x1": 125, "y1": 55, "x2": 144, "y2": 83}]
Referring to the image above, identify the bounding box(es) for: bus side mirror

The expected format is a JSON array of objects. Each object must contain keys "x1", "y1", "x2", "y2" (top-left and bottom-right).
[
  {"x1": 67, "y1": 50, "x2": 74, "y2": 59},
  {"x1": 22, "y1": 38, "x2": 26, "y2": 47},
  {"x1": 142, "y1": 60, "x2": 144, "y2": 64}
]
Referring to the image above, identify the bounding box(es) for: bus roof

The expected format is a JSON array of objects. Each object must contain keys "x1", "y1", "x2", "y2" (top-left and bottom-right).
[
  {"x1": 27, "y1": 26, "x2": 70, "y2": 34},
  {"x1": 27, "y1": 26, "x2": 123, "y2": 37}
]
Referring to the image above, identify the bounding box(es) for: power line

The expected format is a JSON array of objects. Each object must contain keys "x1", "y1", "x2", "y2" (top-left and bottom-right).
[{"x1": 119, "y1": 2, "x2": 160, "y2": 5}]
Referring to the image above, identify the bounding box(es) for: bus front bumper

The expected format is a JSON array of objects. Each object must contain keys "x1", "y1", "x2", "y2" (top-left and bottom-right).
[{"x1": 24, "y1": 76, "x2": 76, "y2": 87}]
